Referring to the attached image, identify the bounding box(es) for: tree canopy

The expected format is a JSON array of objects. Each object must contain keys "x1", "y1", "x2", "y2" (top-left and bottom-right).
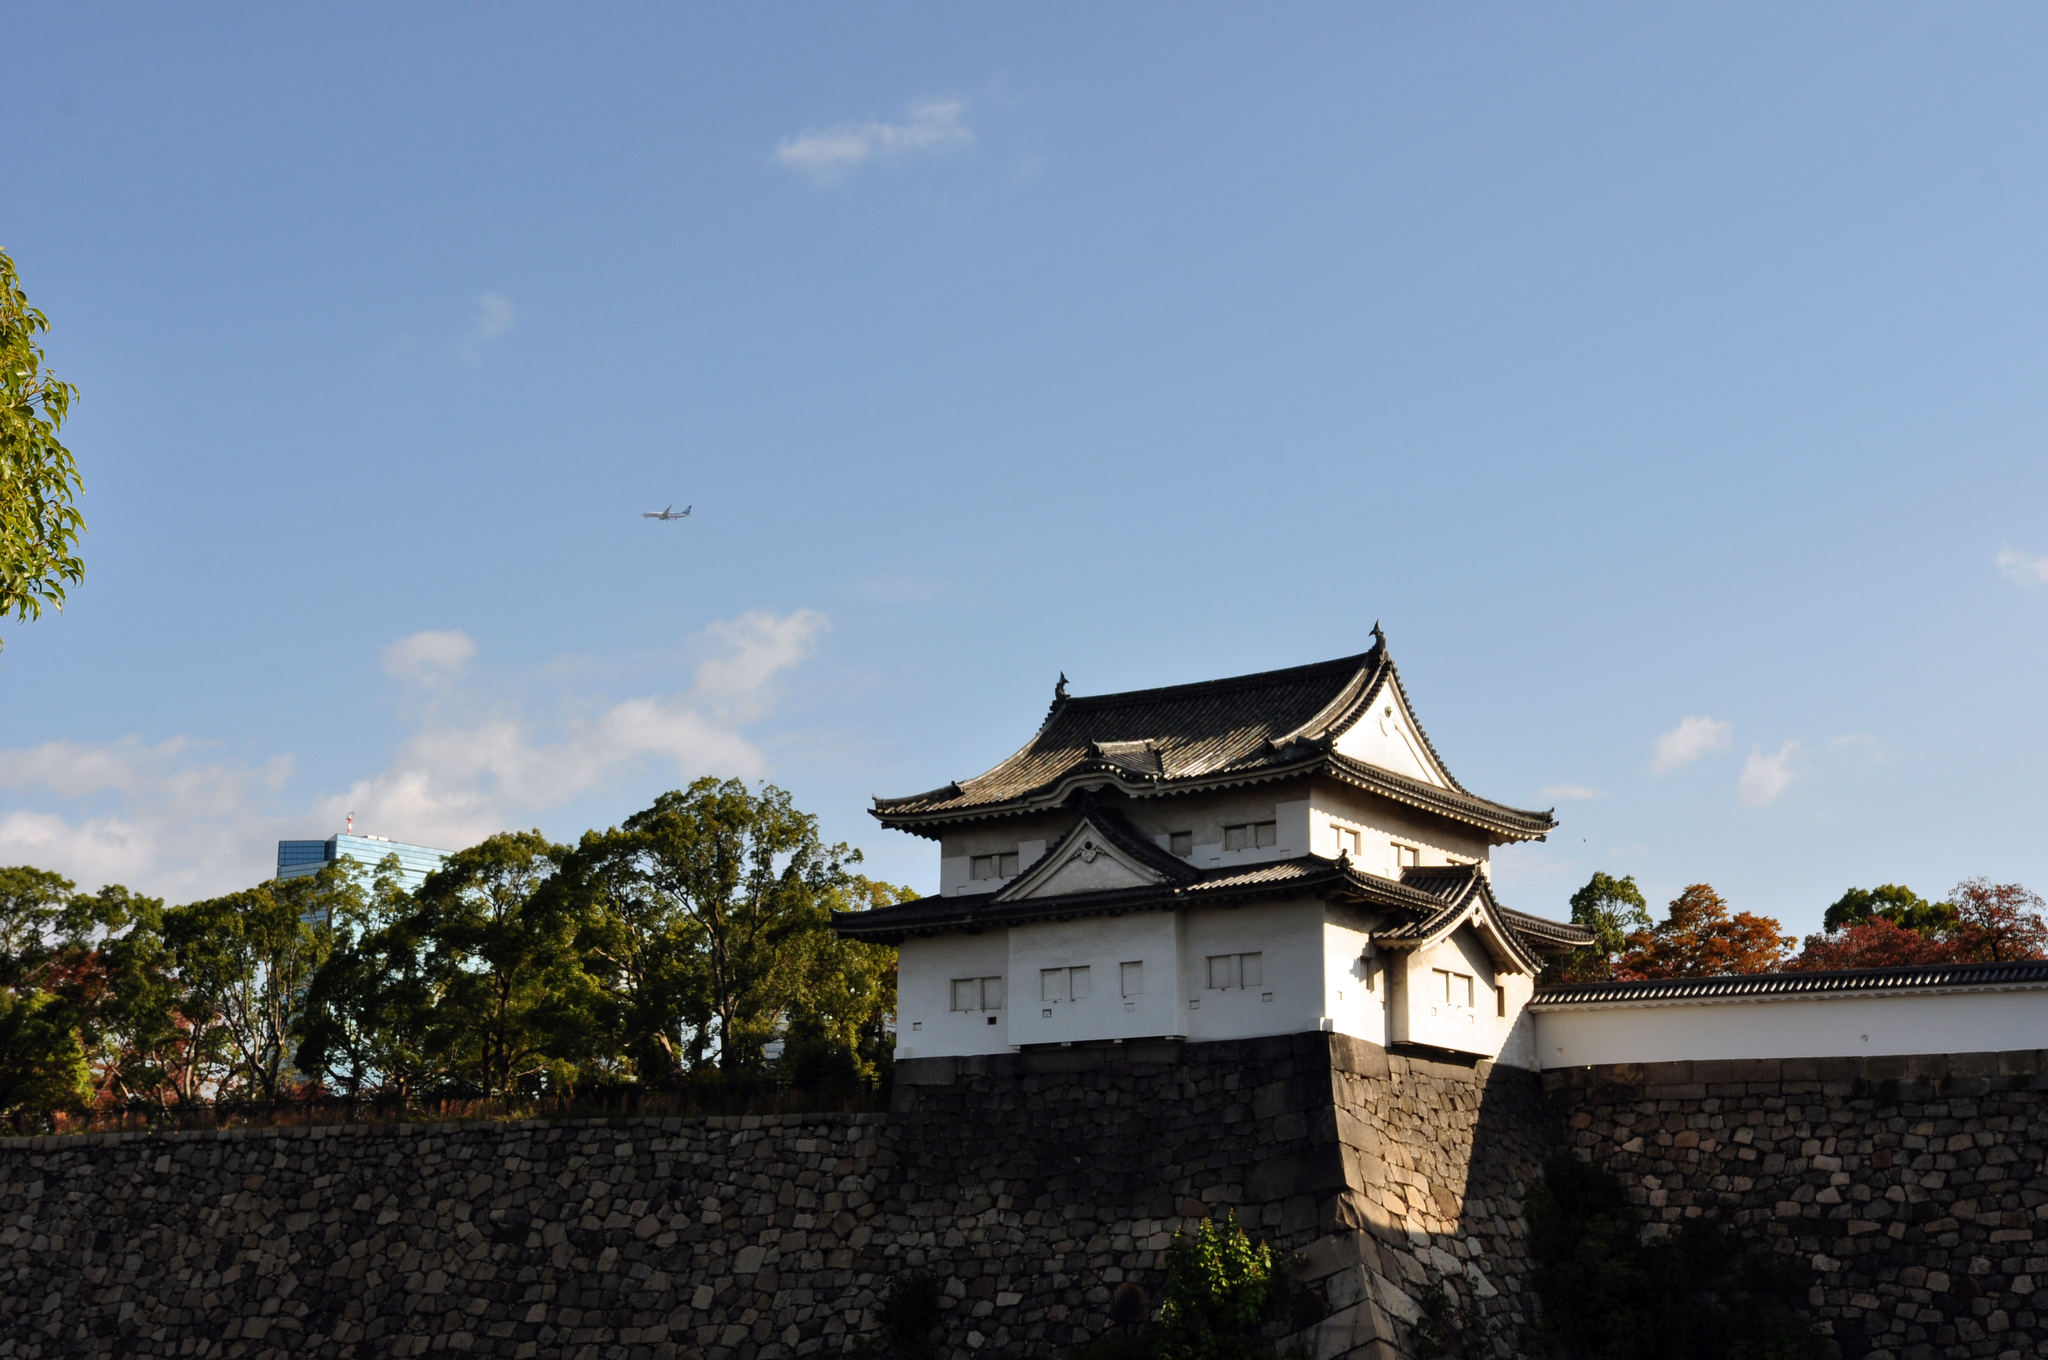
[
  {"x1": 1792, "y1": 878, "x2": 2047, "y2": 971},
  {"x1": 0, "y1": 782, "x2": 909, "y2": 1131},
  {"x1": 0, "y1": 247, "x2": 85, "y2": 650},
  {"x1": 1621, "y1": 884, "x2": 1794, "y2": 978}
]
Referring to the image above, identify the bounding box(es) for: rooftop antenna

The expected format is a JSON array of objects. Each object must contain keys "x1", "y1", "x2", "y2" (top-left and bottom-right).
[{"x1": 346, "y1": 811, "x2": 354, "y2": 835}]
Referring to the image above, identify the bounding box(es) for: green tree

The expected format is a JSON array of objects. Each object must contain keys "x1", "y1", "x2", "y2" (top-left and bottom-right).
[
  {"x1": 0, "y1": 863, "x2": 76, "y2": 984},
  {"x1": 1544, "y1": 872, "x2": 1652, "y2": 985},
  {"x1": 165, "y1": 871, "x2": 342, "y2": 1102},
  {"x1": 410, "y1": 830, "x2": 586, "y2": 1101},
  {"x1": 0, "y1": 987, "x2": 92, "y2": 1127},
  {"x1": 781, "y1": 874, "x2": 907, "y2": 1091},
  {"x1": 554, "y1": 824, "x2": 714, "y2": 1087},
  {"x1": 619, "y1": 779, "x2": 860, "y2": 1077},
  {"x1": 0, "y1": 248, "x2": 85, "y2": 651},
  {"x1": 1822, "y1": 884, "x2": 1953, "y2": 937},
  {"x1": 296, "y1": 855, "x2": 439, "y2": 1099}
]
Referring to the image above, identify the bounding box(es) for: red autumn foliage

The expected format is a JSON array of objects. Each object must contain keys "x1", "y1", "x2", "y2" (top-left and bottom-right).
[
  {"x1": 1790, "y1": 877, "x2": 2045, "y2": 971},
  {"x1": 1789, "y1": 916, "x2": 1957, "y2": 971},
  {"x1": 1947, "y1": 878, "x2": 2048, "y2": 962}
]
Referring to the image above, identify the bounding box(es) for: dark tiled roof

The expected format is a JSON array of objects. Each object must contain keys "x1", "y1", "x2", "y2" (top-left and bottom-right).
[
  {"x1": 1532, "y1": 960, "x2": 2048, "y2": 1007},
  {"x1": 833, "y1": 839, "x2": 1589, "y2": 960},
  {"x1": 871, "y1": 642, "x2": 1556, "y2": 843}
]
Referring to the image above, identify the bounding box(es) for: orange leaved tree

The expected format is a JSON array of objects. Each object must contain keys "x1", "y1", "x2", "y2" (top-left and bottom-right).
[{"x1": 1621, "y1": 884, "x2": 1793, "y2": 979}]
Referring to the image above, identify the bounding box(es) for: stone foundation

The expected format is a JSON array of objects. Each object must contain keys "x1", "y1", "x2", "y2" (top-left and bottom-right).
[
  {"x1": 1545, "y1": 1049, "x2": 2048, "y2": 1360},
  {"x1": 0, "y1": 1033, "x2": 1542, "y2": 1360}
]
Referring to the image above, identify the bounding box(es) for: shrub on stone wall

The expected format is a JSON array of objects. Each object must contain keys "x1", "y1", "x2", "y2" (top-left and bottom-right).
[{"x1": 1074, "y1": 1211, "x2": 1286, "y2": 1360}]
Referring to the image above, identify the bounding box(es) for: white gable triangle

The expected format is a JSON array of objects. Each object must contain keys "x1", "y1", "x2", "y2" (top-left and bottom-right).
[
  {"x1": 997, "y1": 820, "x2": 1168, "y2": 901},
  {"x1": 1332, "y1": 683, "x2": 1449, "y2": 787}
]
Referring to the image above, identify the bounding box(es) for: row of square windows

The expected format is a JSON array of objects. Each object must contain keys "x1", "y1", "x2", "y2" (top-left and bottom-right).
[
  {"x1": 970, "y1": 825, "x2": 1425, "y2": 881},
  {"x1": 948, "y1": 953, "x2": 1264, "y2": 1012}
]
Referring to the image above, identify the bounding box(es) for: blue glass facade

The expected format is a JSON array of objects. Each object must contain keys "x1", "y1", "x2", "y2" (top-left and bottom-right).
[{"x1": 274, "y1": 833, "x2": 452, "y2": 893}]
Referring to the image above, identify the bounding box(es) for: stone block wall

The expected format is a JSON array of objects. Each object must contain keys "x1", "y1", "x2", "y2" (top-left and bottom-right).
[
  {"x1": 0, "y1": 1033, "x2": 1545, "y2": 1360},
  {"x1": 1545, "y1": 1049, "x2": 2048, "y2": 1360},
  {"x1": 886, "y1": 1032, "x2": 1551, "y2": 1359}
]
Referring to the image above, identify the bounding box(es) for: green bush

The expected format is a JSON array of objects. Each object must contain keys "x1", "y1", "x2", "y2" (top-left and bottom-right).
[
  {"x1": 1526, "y1": 1154, "x2": 1822, "y2": 1359},
  {"x1": 1075, "y1": 1211, "x2": 1284, "y2": 1360}
]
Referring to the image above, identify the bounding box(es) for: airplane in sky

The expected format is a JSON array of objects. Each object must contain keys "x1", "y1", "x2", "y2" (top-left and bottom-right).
[{"x1": 642, "y1": 504, "x2": 692, "y2": 521}]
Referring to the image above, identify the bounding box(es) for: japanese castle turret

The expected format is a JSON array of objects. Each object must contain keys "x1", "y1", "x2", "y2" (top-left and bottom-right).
[{"x1": 833, "y1": 634, "x2": 1593, "y2": 1068}]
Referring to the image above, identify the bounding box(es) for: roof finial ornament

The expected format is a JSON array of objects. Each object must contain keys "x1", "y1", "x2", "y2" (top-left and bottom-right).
[
  {"x1": 1370, "y1": 620, "x2": 1386, "y2": 652},
  {"x1": 1055, "y1": 672, "x2": 1069, "y2": 702}
]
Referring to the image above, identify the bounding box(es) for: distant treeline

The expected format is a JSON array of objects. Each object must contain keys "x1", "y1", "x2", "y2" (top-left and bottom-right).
[
  {"x1": 0, "y1": 778, "x2": 903, "y2": 1131},
  {"x1": 1545, "y1": 873, "x2": 2047, "y2": 985}
]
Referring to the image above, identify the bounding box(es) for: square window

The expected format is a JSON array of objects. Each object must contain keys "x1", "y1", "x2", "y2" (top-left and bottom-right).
[
  {"x1": 1207, "y1": 954, "x2": 1237, "y2": 990},
  {"x1": 952, "y1": 979, "x2": 979, "y2": 1012},
  {"x1": 1254, "y1": 821, "x2": 1277, "y2": 848},
  {"x1": 982, "y1": 976, "x2": 1004, "y2": 1010},
  {"x1": 987, "y1": 1014, "x2": 999, "y2": 1026},
  {"x1": 1223, "y1": 825, "x2": 1249, "y2": 852},
  {"x1": 1240, "y1": 952, "x2": 1263, "y2": 988},
  {"x1": 1070, "y1": 966, "x2": 1092, "y2": 1000},
  {"x1": 1169, "y1": 831, "x2": 1193, "y2": 857},
  {"x1": 999, "y1": 852, "x2": 1019, "y2": 877},
  {"x1": 1042, "y1": 968, "x2": 1066, "y2": 1002},
  {"x1": 1121, "y1": 961, "x2": 1144, "y2": 996},
  {"x1": 971, "y1": 855, "x2": 997, "y2": 880}
]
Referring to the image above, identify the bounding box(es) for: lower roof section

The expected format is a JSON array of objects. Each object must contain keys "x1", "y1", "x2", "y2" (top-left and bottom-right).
[{"x1": 832, "y1": 850, "x2": 1590, "y2": 963}]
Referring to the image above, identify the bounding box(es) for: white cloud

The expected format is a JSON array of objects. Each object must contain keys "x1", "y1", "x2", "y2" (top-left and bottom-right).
[
  {"x1": 1739, "y1": 740, "x2": 1801, "y2": 806},
  {"x1": 457, "y1": 292, "x2": 516, "y2": 366},
  {"x1": 381, "y1": 630, "x2": 477, "y2": 683},
  {"x1": 1997, "y1": 547, "x2": 2048, "y2": 586},
  {"x1": 1537, "y1": 783, "x2": 1605, "y2": 802},
  {"x1": 0, "y1": 609, "x2": 829, "y2": 899},
  {"x1": 1651, "y1": 716, "x2": 1733, "y2": 773},
  {"x1": 774, "y1": 99, "x2": 972, "y2": 184}
]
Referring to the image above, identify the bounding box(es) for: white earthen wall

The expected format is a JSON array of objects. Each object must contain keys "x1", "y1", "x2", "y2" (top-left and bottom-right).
[{"x1": 1532, "y1": 985, "x2": 2048, "y2": 1068}]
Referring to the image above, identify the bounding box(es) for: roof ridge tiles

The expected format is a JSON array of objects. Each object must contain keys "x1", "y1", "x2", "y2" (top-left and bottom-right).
[
  {"x1": 1532, "y1": 958, "x2": 2048, "y2": 1006},
  {"x1": 1056, "y1": 650, "x2": 1377, "y2": 711}
]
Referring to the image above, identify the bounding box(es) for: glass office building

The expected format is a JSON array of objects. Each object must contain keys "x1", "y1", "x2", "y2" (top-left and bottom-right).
[{"x1": 275, "y1": 833, "x2": 452, "y2": 893}]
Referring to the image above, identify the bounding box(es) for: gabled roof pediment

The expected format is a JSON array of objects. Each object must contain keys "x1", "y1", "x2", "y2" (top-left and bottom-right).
[
  {"x1": 1327, "y1": 673, "x2": 1450, "y2": 789},
  {"x1": 994, "y1": 804, "x2": 1198, "y2": 903}
]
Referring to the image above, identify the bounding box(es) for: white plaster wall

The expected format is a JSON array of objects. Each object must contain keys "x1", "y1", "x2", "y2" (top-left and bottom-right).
[
  {"x1": 1533, "y1": 986, "x2": 2048, "y2": 1068},
  {"x1": 893, "y1": 931, "x2": 1013, "y2": 1059},
  {"x1": 1006, "y1": 913, "x2": 1184, "y2": 1046},
  {"x1": 1306, "y1": 778, "x2": 1493, "y2": 878},
  {"x1": 1180, "y1": 898, "x2": 1327, "y2": 1042},
  {"x1": 1322, "y1": 907, "x2": 1388, "y2": 1047},
  {"x1": 1388, "y1": 926, "x2": 1521, "y2": 1059},
  {"x1": 937, "y1": 838, "x2": 1048, "y2": 898},
  {"x1": 1198, "y1": 797, "x2": 1310, "y2": 873}
]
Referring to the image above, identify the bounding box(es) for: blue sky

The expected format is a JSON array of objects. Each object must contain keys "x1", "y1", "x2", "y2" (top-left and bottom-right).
[{"x1": 4, "y1": 5, "x2": 2046, "y2": 936}]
